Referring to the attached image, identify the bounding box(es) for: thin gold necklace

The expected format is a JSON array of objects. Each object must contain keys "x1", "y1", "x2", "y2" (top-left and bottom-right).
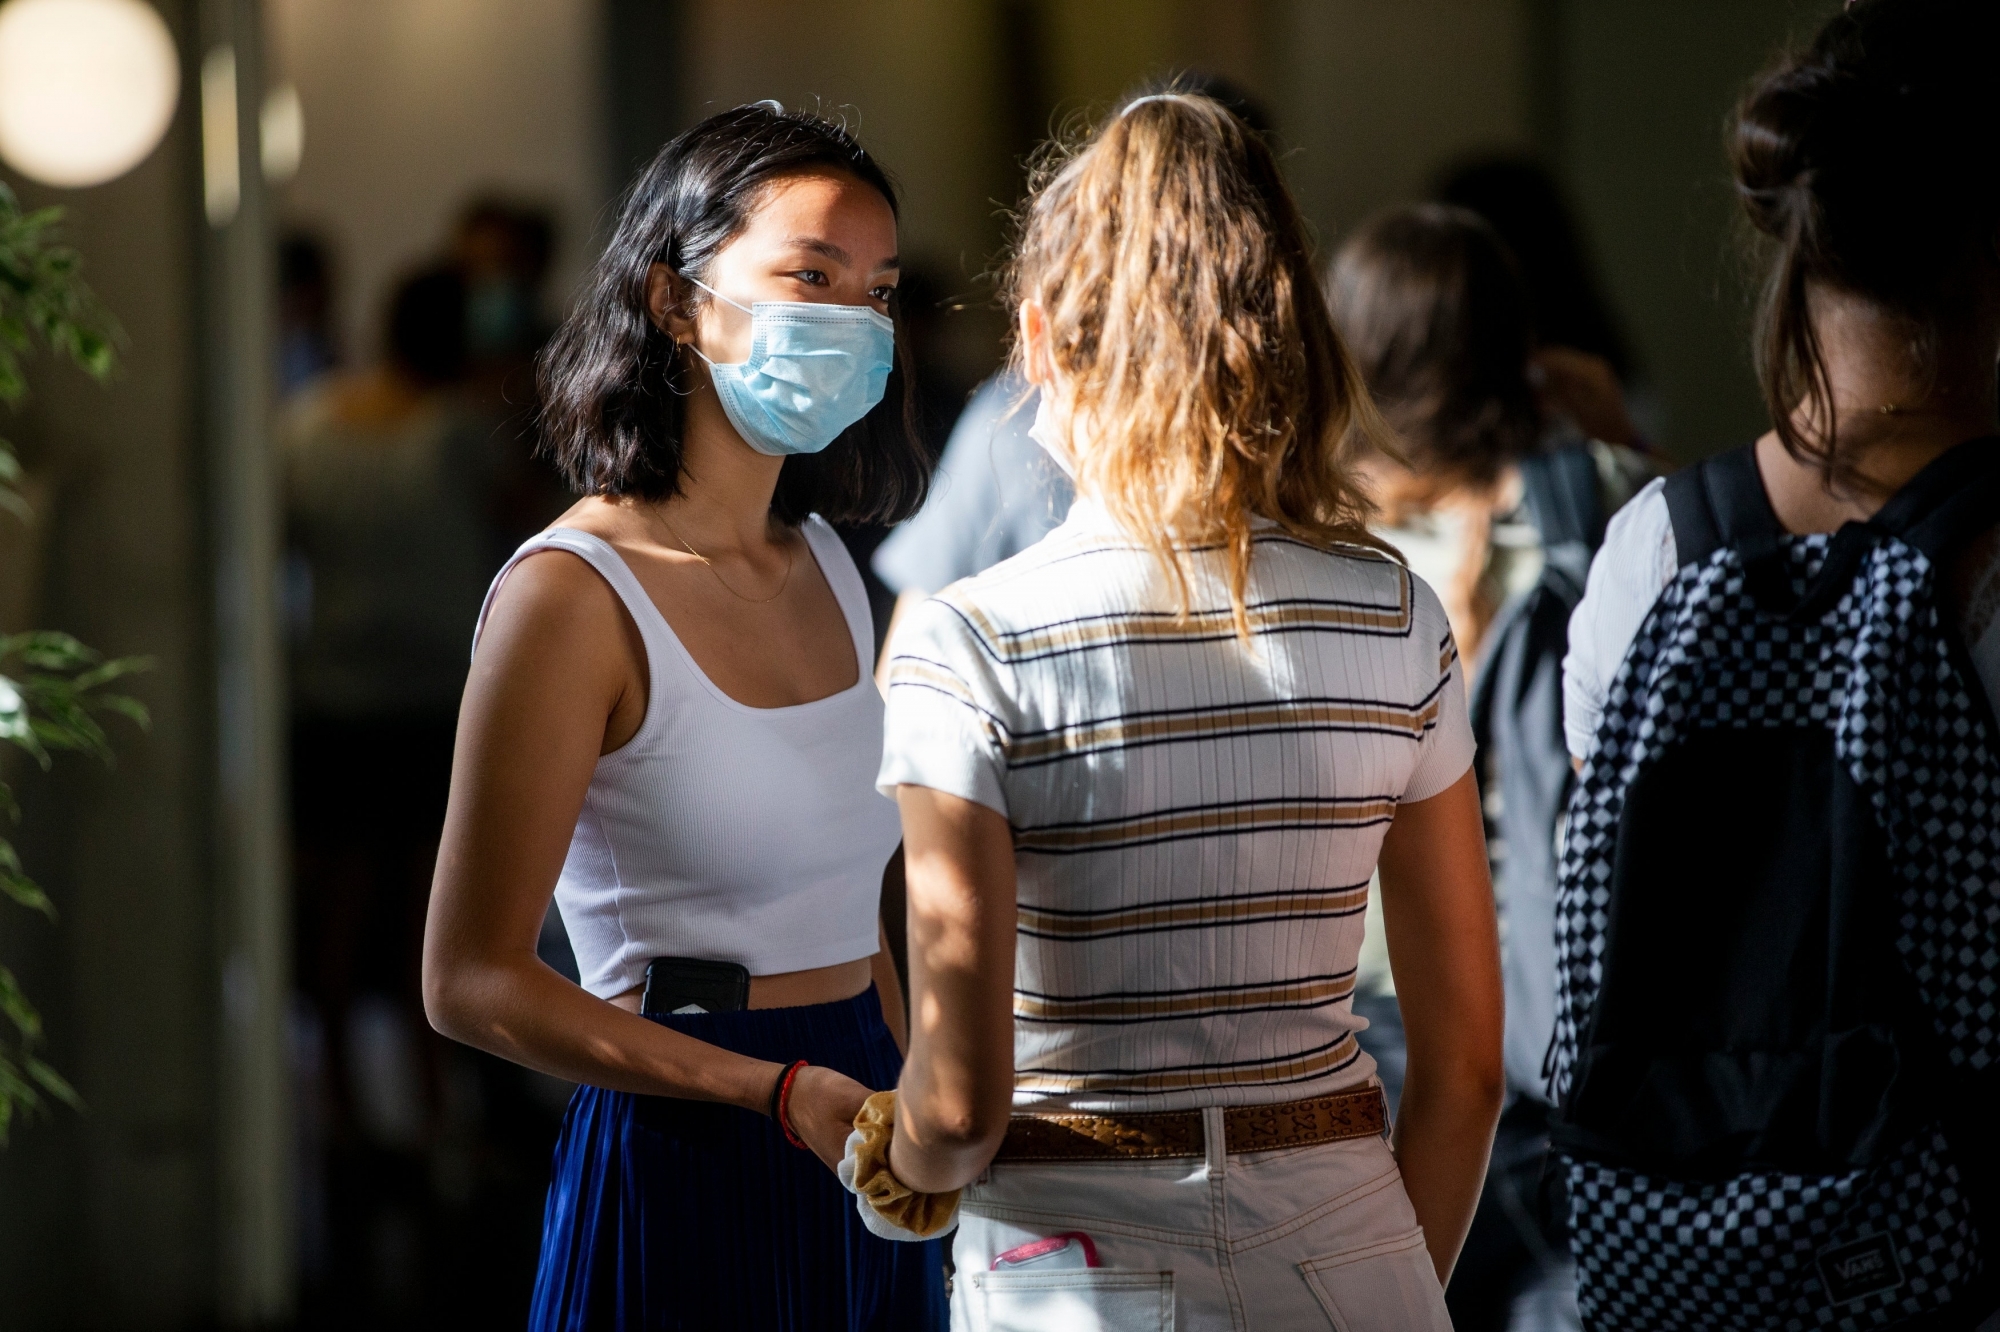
[{"x1": 654, "y1": 508, "x2": 794, "y2": 604}]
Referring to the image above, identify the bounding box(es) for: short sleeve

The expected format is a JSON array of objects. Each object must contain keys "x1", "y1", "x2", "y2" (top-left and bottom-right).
[
  {"x1": 1562, "y1": 479, "x2": 1678, "y2": 760},
  {"x1": 1402, "y1": 574, "x2": 1477, "y2": 803},
  {"x1": 876, "y1": 595, "x2": 1013, "y2": 818}
]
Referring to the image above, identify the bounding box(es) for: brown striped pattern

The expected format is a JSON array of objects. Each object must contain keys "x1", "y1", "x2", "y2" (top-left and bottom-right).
[
  {"x1": 1014, "y1": 972, "x2": 1355, "y2": 1024},
  {"x1": 1014, "y1": 797, "x2": 1398, "y2": 855},
  {"x1": 1012, "y1": 1033, "x2": 1363, "y2": 1096},
  {"x1": 943, "y1": 565, "x2": 1413, "y2": 663},
  {"x1": 1016, "y1": 884, "x2": 1369, "y2": 942},
  {"x1": 1005, "y1": 692, "x2": 1445, "y2": 766},
  {"x1": 876, "y1": 502, "x2": 1475, "y2": 1110}
]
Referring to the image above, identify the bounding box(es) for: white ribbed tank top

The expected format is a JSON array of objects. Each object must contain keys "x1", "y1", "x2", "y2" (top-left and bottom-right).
[{"x1": 472, "y1": 517, "x2": 902, "y2": 998}]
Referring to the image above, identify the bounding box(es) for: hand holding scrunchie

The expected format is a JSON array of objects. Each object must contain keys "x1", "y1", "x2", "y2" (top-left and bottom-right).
[{"x1": 836, "y1": 1090, "x2": 961, "y2": 1242}]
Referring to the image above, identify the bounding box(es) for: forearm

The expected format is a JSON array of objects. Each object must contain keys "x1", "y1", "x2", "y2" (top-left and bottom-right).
[
  {"x1": 425, "y1": 953, "x2": 780, "y2": 1112},
  {"x1": 1374, "y1": 768, "x2": 1506, "y2": 1283},
  {"x1": 886, "y1": 785, "x2": 1020, "y2": 1194},
  {"x1": 890, "y1": 1051, "x2": 1009, "y2": 1193},
  {"x1": 1391, "y1": 1058, "x2": 1505, "y2": 1283}
]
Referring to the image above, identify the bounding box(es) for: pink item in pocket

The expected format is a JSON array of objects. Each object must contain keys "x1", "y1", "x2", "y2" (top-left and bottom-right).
[{"x1": 992, "y1": 1231, "x2": 1100, "y2": 1272}]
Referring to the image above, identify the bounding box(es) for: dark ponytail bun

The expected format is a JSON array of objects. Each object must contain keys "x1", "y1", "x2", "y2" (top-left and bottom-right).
[{"x1": 1731, "y1": 0, "x2": 2000, "y2": 478}]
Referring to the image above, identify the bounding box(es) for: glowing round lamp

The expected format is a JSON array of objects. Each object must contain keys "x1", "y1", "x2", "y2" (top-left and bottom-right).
[{"x1": 0, "y1": 0, "x2": 179, "y2": 188}]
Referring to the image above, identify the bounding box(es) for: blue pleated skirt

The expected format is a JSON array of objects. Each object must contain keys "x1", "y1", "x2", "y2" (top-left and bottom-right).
[{"x1": 527, "y1": 989, "x2": 948, "y2": 1331}]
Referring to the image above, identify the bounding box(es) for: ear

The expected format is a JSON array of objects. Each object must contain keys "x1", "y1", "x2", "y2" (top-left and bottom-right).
[
  {"x1": 645, "y1": 263, "x2": 692, "y2": 339},
  {"x1": 1018, "y1": 299, "x2": 1054, "y2": 388}
]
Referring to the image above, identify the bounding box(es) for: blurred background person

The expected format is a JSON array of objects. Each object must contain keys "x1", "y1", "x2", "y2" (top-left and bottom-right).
[
  {"x1": 834, "y1": 260, "x2": 973, "y2": 661},
  {"x1": 455, "y1": 197, "x2": 557, "y2": 370},
  {"x1": 450, "y1": 197, "x2": 576, "y2": 562},
  {"x1": 279, "y1": 230, "x2": 342, "y2": 396},
  {"x1": 283, "y1": 262, "x2": 512, "y2": 1311},
  {"x1": 1434, "y1": 155, "x2": 1650, "y2": 453},
  {"x1": 1330, "y1": 204, "x2": 1653, "y2": 675},
  {"x1": 1328, "y1": 204, "x2": 1656, "y2": 1332},
  {"x1": 868, "y1": 367, "x2": 1066, "y2": 653}
]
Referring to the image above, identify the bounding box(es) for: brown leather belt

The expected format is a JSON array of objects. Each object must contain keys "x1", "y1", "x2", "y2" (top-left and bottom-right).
[{"x1": 995, "y1": 1084, "x2": 1386, "y2": 1163}]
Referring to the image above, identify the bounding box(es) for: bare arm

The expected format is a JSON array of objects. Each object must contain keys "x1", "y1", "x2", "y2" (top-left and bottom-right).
[
  {"x1": 885, "y1": 785, "x2": 1019, "y2": 1194},
  {"x1": 1376, "y1": 767, "x2": 1506, "y2": 1284},
  {"x1": 421, "y1": 552, "x2": 868, "y2": 1164}
]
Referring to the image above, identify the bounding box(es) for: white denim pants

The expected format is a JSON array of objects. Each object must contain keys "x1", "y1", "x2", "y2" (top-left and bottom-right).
[{"x1": 950, "y1": 1108, "x2": 1451, "y2": 1332}]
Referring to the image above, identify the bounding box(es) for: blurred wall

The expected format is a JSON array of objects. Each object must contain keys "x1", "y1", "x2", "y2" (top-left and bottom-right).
[
  {"x1": 683, "y1": 0, "x2": 1017, "y2": 388},
  {"x1": 675, "y1": 0, "x2": 1544, "y2": 393},
  {"x1": 267, "y1": 0, "x2": 610, "y2": 364},
  {"x1": 1548, "y1": 0, "x2": 1838, "y2": 456},
  {"x1": 1268, "y1": 0, "x2": 1534, "y2": 254}
]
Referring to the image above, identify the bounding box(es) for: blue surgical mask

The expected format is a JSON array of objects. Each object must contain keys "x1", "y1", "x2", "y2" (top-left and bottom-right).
[{"x1": 682, "y1": 276, "x2": 894, "y2": 456}]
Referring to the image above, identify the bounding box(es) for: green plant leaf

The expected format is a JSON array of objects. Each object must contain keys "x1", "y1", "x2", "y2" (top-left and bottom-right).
[
  {"x1": 72, "y1": 655, "x2": 154, "y2": 691},
  {"x1": 0, "y1": 966, "x2": 43, "y2": 1042},
  {"x1": 0, "y1": 181, "x2": 123, "y2": 1147},
  {"x1": 24, "y1": 1057, "x2": 78, "y2": 1109},
  {"x1": 0, "y1": 869, "x2": 54, "y2": 920},
  {"x1": 6, "y1": 632, "x2": 98, "y2": 670},
  {"x1": 93, "y1": 694, "x2": 151, "y2": 730}
]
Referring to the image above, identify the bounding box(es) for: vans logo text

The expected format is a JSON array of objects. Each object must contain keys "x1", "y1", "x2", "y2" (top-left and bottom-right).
[{"x1": 1816, "y1": 1235, "x2": 1904, "y2": 1303}]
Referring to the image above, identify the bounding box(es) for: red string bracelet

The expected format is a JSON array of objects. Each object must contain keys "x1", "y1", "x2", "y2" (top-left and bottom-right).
[{"x1": 775, "y1": 1059, "x2": 810, "y2": 1150}]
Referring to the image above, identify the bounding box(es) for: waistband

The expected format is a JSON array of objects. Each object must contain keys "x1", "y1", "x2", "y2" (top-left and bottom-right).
[{"x1": 995, "y1": 1084, "x2": 1387, "y2": 1163}]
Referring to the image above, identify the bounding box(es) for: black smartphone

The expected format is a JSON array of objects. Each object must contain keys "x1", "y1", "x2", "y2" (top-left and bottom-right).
[{"x1": 640, "y1": 957, "x2": 751, "y2": 1017}]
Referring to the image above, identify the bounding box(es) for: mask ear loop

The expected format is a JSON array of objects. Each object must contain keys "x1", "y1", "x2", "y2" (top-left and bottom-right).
[{"x1": 675, "y1": 273, "x2": 754, "y2": 367}]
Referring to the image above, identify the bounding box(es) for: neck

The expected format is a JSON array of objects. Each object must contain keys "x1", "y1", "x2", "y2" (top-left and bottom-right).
[
  {"x1": 655, "y1": 373, "x2": 788, "y2": 551},
  {"x1": 1796, "y1": 285, "x2": 2000, "y2": 494}
]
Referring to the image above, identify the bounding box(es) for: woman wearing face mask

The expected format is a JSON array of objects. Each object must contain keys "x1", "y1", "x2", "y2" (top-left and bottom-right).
[
  {"x1": 861, "y1": 93, "x2": 1503, "y2": 1330},
  {"x1": 421, "y1": 104, "x2": 943, "y2": 1329}
]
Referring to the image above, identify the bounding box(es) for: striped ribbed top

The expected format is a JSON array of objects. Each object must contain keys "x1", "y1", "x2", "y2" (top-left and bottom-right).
[{"x1": 877, "y1": 499, "x2": 1474, "y2": 1113}]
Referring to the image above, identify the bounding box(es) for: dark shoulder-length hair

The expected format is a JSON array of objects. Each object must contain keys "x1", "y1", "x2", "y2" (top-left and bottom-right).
[
  {"x1": 1327, "y1": 203, "x2": 1540, "y2": 492},
  {"x1": 538, "y1": 102, "x2": 929, "y2": 526}
]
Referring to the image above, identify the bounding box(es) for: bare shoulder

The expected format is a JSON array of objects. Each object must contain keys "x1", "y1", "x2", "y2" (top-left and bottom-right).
[{"x1": 474, "y1": 545, "x2": 639, "y2": 706}]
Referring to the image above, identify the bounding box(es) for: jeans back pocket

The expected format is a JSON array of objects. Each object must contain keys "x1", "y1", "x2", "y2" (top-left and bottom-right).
[
  {"x1": 963, "y1": 1268, "x2": 1175, "y2": 1332},
  {"x1": 1299, "y1": 1228, "x2": 1450, "y2": 1331}
]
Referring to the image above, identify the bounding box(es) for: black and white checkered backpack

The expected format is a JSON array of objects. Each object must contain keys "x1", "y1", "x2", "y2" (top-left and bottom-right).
[{"x1": 1548, "y1": 439, "x2": 2000, "y2": 1330}]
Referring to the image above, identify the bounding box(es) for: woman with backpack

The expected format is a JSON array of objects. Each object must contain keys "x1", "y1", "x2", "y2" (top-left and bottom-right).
[
  {"x1": 1329, "y1": 203, "x2": 1658, "y2": 1332},
  {"x1": 1553, "y1": 3, "x2": 2000, "y2": 1327},
  {"x1": 853, "y1": 92, "x2": 1505, "y2": 1330},
  {"x1": 420, "y1": 104, "x2": 945, "y2": 1328}
]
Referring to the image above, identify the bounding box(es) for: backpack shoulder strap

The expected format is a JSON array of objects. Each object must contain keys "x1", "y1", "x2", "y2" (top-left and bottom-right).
[
  {"x1": 1868, "y1": 435, "x2": 2000, "y2": 562},
  {"x1": 1662, "y1": 444, "x2": 1778, "y2": 570},
  {"x1": 1519, "y1": 445, "x2": 1607, "y2": 551}
]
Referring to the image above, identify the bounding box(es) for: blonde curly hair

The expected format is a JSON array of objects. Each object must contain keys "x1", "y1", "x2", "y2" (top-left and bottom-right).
[{"x1": 1004, "y1": 91, "x2": 1397, "y2": 638}]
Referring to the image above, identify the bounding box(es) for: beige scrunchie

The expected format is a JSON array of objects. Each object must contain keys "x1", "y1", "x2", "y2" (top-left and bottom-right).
[{"x1": 836, "y1": 1090, "x2": 961, "y2": 1240}]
